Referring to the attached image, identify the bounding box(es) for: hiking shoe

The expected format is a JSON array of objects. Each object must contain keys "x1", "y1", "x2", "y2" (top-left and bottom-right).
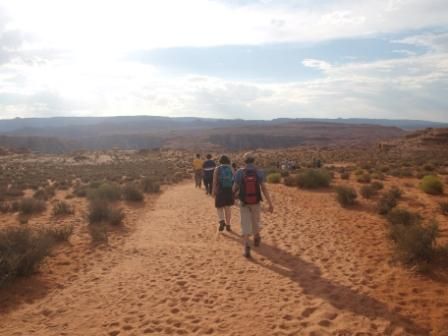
[
  {"x1": 254, "y1": 234, "x2": 261, "y2": 247},
  {"x1": 218, "y1": 220, "x2": 226, "y2": 232},
  {"x1": 243, "y1": 245, "x2": 251, "y2": 258},
  {"x1": 225, "y1": 224, "x2": 231, "y2": 232}
]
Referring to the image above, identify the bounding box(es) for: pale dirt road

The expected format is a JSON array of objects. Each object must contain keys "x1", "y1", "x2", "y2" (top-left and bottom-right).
[{"x1": 1, "y1": 182, "x2": 447, "y2": 336}]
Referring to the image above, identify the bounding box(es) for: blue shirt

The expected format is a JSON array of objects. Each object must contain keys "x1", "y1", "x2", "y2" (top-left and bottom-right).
[{"x1": 234, "y1": 164, "x2": 265, "y2": 186}]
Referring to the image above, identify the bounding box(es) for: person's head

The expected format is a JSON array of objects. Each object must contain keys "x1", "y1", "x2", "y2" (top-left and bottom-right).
[
  {"x1": 219, "y1": 155, "x2": 230, "y2": 165},
  {"x1": 206, "y1": 154, "x2": 212, "y2": 159},
  {"x1": 196, "y1": 153, "x2": 200, "y2": 158},
  {"x1": 232, "y1": 162, "x2": 237, "y2": 169},
  {"x1": 243, "y1": 152, "x2": 255, "y2": 164}
]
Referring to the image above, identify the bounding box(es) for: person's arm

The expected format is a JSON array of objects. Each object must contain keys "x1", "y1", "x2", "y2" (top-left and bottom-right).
[
  {"x1": 212, "y1": 167, "x2": 219, "y2": 197},
  {"x1": 260, "y1": 182, "x2": 274, "y2": 213}
]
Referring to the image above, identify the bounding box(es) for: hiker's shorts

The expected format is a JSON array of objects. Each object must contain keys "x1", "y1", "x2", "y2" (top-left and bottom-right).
[{"x1": 239, "y1": 203, "x2": 261, "y2": 236}]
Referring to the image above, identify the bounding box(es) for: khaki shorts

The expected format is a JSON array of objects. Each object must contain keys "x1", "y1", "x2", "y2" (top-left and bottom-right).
[{"x1": 239, "y1": 203, "x2": 261, "y2": 236}]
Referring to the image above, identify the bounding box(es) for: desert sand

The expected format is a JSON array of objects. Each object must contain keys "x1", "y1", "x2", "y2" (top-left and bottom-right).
[{"x1": 1, "y1": 182, "x2": 447, "y2": 336}]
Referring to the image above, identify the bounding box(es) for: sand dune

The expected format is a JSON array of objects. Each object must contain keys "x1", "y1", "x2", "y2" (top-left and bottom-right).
[{"x1": 1, "y1": 183, "x2": 447, "y2": 335}]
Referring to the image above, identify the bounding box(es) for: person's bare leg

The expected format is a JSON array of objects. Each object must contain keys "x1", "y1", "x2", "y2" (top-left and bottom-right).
[
  {"x1": 243, "y1": 234, "x2": 251, "y2": 258},
  {"x1": 217, "y1": 207, "x2": 226, "y2": 231},
  {"x1": 224, "y1": 206, "x2": 231, "y2": 231}
]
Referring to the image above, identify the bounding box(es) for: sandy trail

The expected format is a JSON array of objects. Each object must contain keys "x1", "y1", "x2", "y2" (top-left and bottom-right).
[{"x1": 1, "y1": 183, "x2": 447, "y2": 336}]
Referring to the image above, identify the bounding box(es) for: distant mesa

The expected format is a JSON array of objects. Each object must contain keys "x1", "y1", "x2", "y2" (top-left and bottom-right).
[{"x1": 0, "y1": 116, "x2": 445, "y2": 153}]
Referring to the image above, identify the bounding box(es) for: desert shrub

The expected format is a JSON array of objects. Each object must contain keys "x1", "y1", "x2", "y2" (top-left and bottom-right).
[
  {"x1": 73, "y1": 185, "x2": 88, "y2": 197},
  {"x1": 4, "y1": 188, "x2": 24, "y2": 197},
  {"x1": 88, "y1": 183, "x2": 121, "y2": 202},
  {"x1": 52, "y1": 201, "x2": 74, "y2": 216},
  {"x1": 267, "y1": 173, "x2": 282, "y2": 184},
  {"x1": 0, "y1": 201, "x2": 11, "y2": 213},
  {"x1": 440, "y1": 202, "x2": 448, "y2": 215},
  {"x1": 420, "y1": 175, "x2": 444, "y2": 195},
  {"x1": 18, "y1": 198, "x2": 46, "y2": 215},
  {"x1": 354, "y1": 169, "x2": 364, "y2": 176},
  {"x1": 122, "y1": 184, "x2": 144, "y2": 202},
  {"x1": 280, "y1": 171, "x2": 290, "y2": 178},
  {"x1": 55, "y1": 180, "x2": 70, "y2": 190},
  {"x1": 109, "y1": 208, "x2": 125, "y2": 226},
  {"x1": 141, "y1": 178, "x2": 160, "y2": 194},
  {"x1": 387, "y1": 208, "x2": 421, "y2": 226},
  {"x1": 371, "y1": 181, "x2": 384, "y2": 190},
  {"x1": 45, "y1": 224, "x2": 74, "y2": 242},
  {"x1": 357, "y1": 174, "x2": 371, "y2": 184},
  {"x1": 389, "y1": 186, "x2": 402, "y2": 199},
  {"x1": 340, "y1": 171, "x2": 350, "y2": 180},
  {"x1": 88, "y1": 200, "x2": 124, "y2": 225},
  {"x1": 88, "y1": 223, "x2": 108, "y2": 243},
  {"x1": 88, "y1": 200, "x2": 111, "y2": 224},
  {"x1": 371, "y1": 172, "x2": 385, "y2": 180},
  {"x1": 283, "y1": 175, "x2": 299, "y2": 187},
  {"x1": 297, "y1": 169, "x2": 331, "y2": 189},
  {"x1": 423, "y1": 164, "x2": 434, "y2": 172},
  {"x1": 0, "y1": 227, "x2": 54, "y2": 287},
  {"x1": 33, "y1": 188, "x2": 49, "y2": 201},
  {"x1": 335, "y1": 186, "x2": 357, "y2": 207},
  {"x1": 360, "y1": 185, "x2": 378, "y2": 199},
  {"x1": 377, "y1": 191, "x2": 399, "y2": 215},
  {"x1": 390, "y1": 220, "x2": 439, "y2": 264}
]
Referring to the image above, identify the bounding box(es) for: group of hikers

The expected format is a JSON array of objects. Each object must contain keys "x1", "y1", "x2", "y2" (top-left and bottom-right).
[{"x1": 192, "y1": 152, "x2": 274, "y2": 258}]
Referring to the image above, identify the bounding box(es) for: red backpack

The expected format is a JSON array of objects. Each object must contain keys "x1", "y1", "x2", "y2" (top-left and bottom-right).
[{"x1": 240, "y1": 169, "x2": 262, "y2": 205}]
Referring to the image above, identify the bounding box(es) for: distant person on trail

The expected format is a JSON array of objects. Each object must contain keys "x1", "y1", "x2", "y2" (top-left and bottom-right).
[
  {"x1": 192, "y1": 153, "x2": 204, "y2": 188},
  {"x1": 231, "y1": 162, "x2": 237, "y2": 175},
  {"x1": 233, "y1": 152, "x2": 274, "y2": 258},
  {"x1": 203, "y1": 154, "x2": 216, "y2": 195},
  {"x1": 212, "y1": 155, "x2": 234, "y2": 232}
]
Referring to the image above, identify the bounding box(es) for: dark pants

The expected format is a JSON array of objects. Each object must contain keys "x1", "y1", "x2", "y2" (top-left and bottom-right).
[{"x1": 203, "y1": 173, "x2": 213, "y2": 195}]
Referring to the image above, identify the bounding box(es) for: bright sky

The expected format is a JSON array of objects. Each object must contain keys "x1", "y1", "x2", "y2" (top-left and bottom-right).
[{"x1": 0, "y1": 0, "x2": 447, "y2": 121}]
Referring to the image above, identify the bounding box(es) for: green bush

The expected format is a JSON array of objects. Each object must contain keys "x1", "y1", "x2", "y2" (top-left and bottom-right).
[
  {"x1": 371, "y1": 181, "x2": 384, "y2": 190},
  {"x1": 297, "y1": 169, "x2": 331, "y2": 189},
  {"x1": 387, "y1": 208, "x2": 421, "y2": 226},
  {"x1": 73, "y1": 185, "x2": 88, "y2": 197},
  {"x1": 420, "y1": 175, "x2": 444, "y2": 195},
  {"x1": 335, "y1": 186, "x2": 357, "y2": 207},
  {"x1": 360, "y1": 185, "x2": 378, "y2": 199},
  {"x1": 88, "y1": 200, "x2": 125, "y2": 225},
  {"x1": 45, "y1": 224, "x2": 74, "y2": 242},
  {"x1": 357, "y1": 174, "x2": 371, "y2": 184},
  {"x1": 52, "y1": 201, "x2": 74, "y2": 216},
  {"x1": 88, "y1": 223, "x2": 108, "y2": 243},
  {"x1": 340, "y1": 172, "x2": 350, "y2": 180},
  {"x1": 377, "y1": 190, "x2": 399, "y2": 215},
  {"x1": 88, "y1": 183, "x2": 122, "y2": 202},
  {"x1": 267, "y1": 173, "x2": 282, "y2": 184},
  {"x1": 283, "y1": 175, "x2": 299, "y2": 187},
  {"x1": 0, "y1": 227, "x2": 54, "y2": 287},
  {"x1": 390, "y1": 220, "x2": 439, "y2": 264},
  {"x1": 141, "y1": 178, "x2": 160, "y2": 194},
  {"x1": 122, "y1": 184, "x2": 144, "y2": 202},
  {"x1": 389, "y1": 186, "x2": 402, "y2": 199},
  {"x1": 18, "y1": 198, "x2": 46, "y2": 215},
  {"x1": 109, "y1": 208, "x2": 125, "y2": 226},
  {"x1": 440, "y1": 202, "x2": 448, "y2": 215},
  {"x1": 34, "y1": 187, "x2": 55, "y2": 201}
]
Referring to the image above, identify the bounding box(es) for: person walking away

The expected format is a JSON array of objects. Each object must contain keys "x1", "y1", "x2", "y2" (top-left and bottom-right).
[
  {"x1": 203, "y1": 154, "x2": 216, "y2": 195},
  {"x1": 212, "y1": 155, "x2": 234, "y2": 232},
  {"x1": 192, "y1": 153, "x2": 204, "y2": 188},
  {"x1": 233, "y1": 152, "x2": 274, "y2": 258}
]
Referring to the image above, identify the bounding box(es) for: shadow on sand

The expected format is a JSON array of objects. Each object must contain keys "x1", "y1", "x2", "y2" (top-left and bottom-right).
[{"x1": 224, "y1": 232, "x2": 429, "y2": 335}]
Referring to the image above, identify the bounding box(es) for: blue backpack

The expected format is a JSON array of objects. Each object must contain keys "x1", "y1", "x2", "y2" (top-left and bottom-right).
[{"x1": 219, "y1": 165, "x2": 233, "y2": 189}]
